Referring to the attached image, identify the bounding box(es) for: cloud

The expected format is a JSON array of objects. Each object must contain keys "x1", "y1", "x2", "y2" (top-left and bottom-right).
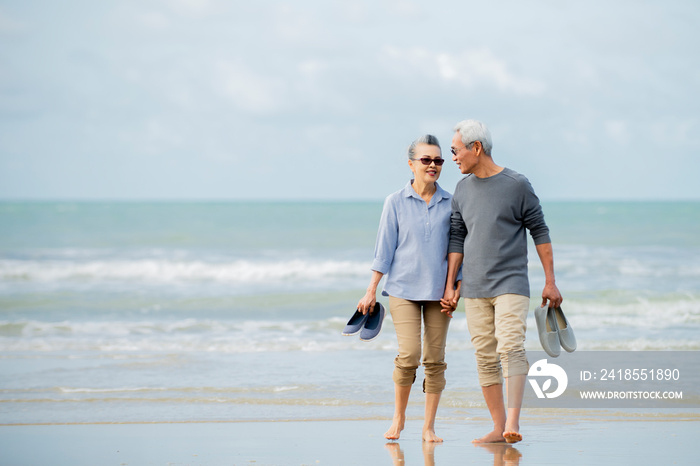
[
  {"x1": 1, "y1": 0, "x2": 699, "y2": 200},
  {"x1": 140, "y1": 117, "x2": 185, "y2": 155},
  {"x1": 390, "y1": 0, "x2": 422, "y2": 18},
  {"x1": 0, "y1": 9, "x2": 23, "y2": 34},
  {"x1": 214, "y1": 60, "x2": 288, "y2": 115},
  {"x1": 135, "y1": 11, "x2": 170, "y2": 30},
  {"x1": 168, "y1": 0, "x2": 215, "y2": 15},
  {"x1": 437, "y1": 49, "x2": 546, "y2": 95},
  {"x1": 270, "y1": 3, "x2": 323, "y2": 43},
  {"x1": 302, "y1": 124, "x2": 363, "y2": 161},
  {"x1": 380, "y1": 45, "x2": 546, "y2": 96},
  {"x1": 649, "y1": 118, "x2": 700, "y2": 148},
  {"x1": 605, "y1": 120, "x2": 630, "y2": 145}
]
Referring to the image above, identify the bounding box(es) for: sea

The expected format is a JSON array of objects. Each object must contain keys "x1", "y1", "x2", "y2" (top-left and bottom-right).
[{"x1": 0, "y1": 200, "x2": 699, "y2": 425}]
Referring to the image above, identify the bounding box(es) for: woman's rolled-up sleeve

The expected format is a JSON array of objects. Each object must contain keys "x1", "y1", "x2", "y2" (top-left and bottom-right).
[{"x1": 371, "y1": 196, "x2": 399, "y2": 274}]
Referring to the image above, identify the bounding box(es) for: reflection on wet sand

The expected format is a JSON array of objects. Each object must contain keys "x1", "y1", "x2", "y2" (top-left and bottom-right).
[
  {"x1": 474, "y1": 443, "x2": 523, "y2": 466},
  {"x1": 385, "y1": 441, "x2": 439, "y2": 466},
  {"x1": 385, "y1": 440, "x2": 522, "y2": 466}
]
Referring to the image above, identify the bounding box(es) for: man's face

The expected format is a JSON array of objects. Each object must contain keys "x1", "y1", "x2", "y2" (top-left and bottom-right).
[{"x1": 451, "y1": 132, "x2": 478, "y2": 174}]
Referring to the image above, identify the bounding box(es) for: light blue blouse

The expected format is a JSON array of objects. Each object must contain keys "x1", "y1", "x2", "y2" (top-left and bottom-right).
[{"x1": 371, "y1": 181, "x2": 457, "y2": 301}]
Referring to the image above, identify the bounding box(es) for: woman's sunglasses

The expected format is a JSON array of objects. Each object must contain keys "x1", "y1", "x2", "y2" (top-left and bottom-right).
[{"x1": 413, "y1": 157, "x2": 445, "y2": 166}]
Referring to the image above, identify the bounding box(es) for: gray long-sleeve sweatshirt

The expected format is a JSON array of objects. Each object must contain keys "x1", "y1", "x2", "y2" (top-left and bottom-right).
[{"x1": 448, "y1": 167, "x2": 551, "y2": 299}]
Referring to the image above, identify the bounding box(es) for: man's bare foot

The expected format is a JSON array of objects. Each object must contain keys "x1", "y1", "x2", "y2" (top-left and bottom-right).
[
  {"x1": 503, "y1": 421, "x2": 521, "y2": 443},
  {"x1": 422, "y1": 428, "x2": 443, "y2": 443},
  {"x1": 384, "y1": 418, "x2": 405, "y2": 440},
  {"x1": 472, "y1": 429, "x2": 507, "y2": 444}
]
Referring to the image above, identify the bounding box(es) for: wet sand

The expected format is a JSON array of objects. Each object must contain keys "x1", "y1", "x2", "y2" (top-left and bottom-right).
[{"x1": 1, "y1": 414, "x2": 697, "y2": 465}]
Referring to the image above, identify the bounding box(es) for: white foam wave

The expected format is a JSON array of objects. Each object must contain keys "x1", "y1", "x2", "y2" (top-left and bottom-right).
[
  {"x1": 530, "y1": 297, "x2": 700, "y2": 330},
  {"x1": 0, "y1": 336, "x2": 398, "y2": 354},
  {"x1": 0, "y1": 318, "x2": 348, "y2": 338},
  {"x1": 0, "y1": 317, "x2": 398, "y2": 353},
  {"x1": 1, "y1": 302, "x2": 698, "y2": 354},
  {"x1": 0, "y1": 258, "x2": 370, "y2": 284},
  {"x1": 58, "y1": 387, "x2": 165, "y2": 394},
  {"x1": 1, "y1": 335, "x2": 694, "y2": 354},
  {"x1": 569, "y1": 338, "x2": 700, "y2": 351},
  {"x1": 528, "y1": 245, "x2": 700, "y2": 284}
]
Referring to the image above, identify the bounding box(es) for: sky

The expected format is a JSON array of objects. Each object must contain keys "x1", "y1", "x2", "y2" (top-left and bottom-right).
[{"x1": 1, "y1": 0, "x2": 698, "y2": 201}]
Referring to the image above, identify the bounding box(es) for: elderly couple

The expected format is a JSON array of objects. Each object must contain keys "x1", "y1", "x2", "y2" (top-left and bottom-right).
[{"x1": 356, "y1": 119, "x2": 563, "y2": 444}]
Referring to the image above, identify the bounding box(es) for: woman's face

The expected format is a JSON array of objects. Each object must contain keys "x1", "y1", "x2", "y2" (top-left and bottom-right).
[{"x1": 408, "y1": 143, "x2": 443, "y2": 184}]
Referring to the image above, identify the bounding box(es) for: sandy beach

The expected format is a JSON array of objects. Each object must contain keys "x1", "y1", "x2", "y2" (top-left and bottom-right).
[{"x1": 1, "y1": 412, "x2": 697, "y2": 465}]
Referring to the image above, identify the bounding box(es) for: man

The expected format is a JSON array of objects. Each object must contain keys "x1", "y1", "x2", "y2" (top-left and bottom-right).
[{"x1": 441, "y1": 119, "x2": 562, "y2": 444}]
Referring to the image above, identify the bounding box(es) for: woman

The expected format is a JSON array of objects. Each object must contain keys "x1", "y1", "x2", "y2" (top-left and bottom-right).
[{"x1": 357, "y1": 134, "x2": 460, "y2": 442}]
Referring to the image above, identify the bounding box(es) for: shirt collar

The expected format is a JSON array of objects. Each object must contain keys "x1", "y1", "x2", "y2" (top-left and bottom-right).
[{"x1": 403, "y1": 180, "x2": 450, "y2": 205}]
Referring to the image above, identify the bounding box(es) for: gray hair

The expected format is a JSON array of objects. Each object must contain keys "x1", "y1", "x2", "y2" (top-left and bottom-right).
[
  {"x1": 453, "y1": 120, "x2": 493, "y2": 156},
  {"x1": 407, "y1": 134, "x2": 441, "y2": 159}
]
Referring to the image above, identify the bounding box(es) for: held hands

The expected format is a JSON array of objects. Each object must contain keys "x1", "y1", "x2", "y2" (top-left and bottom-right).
[
  {"x1": 440, "y1": 281, "x2": 461, "y2": 318},
  {"x1": 541, "y1": 281, "x2": 563, "y2": 309}
]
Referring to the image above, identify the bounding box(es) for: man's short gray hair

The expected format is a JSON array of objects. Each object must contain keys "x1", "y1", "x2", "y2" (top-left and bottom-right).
[
  {"x1": 453, "y1": 120, "x2": 493, "y2": 156},
  {"x1": 407, "y1": 134, "x2": 441, "y2": 159}
]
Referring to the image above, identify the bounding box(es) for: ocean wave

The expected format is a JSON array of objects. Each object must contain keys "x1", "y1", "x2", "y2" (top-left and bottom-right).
[
  {"x1": 0, "y1": 386, "x2": 313, "y2": 396},
  {"x1": 526, "y1": 245, "x2": 700, "y2": 295},
  {"x1": 568, "y1": 338, "x2": 700, "y2": 351},
  {"x1": 0, "y1": 317, "x2": 398, "y2": 353},
  {"x1": 0, "y1": 337, "x2": 397, "y2": 354},
  {"x1": 0, "y1": 258, "x2": 370, "y2": 284},
  {"x1": 4, "y1": 243, "x2": 699, "y2": 285},
  {"x1": 0, "y1": 318, "x2": 352, "y2": 338},
  {"x1": 529, "y1": 296, "x2": 700, "y2": 330},
  {"x1": 1, "y1": 302, "x2": 699, "y2": 354}
]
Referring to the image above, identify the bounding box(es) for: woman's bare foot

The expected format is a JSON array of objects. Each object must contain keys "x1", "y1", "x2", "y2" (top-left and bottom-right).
[
  {"x1": 422, "y1": 428, "x2": 443, "y2": 443},
  {"x1": 472, "y1": 429, "x2": 507, "y2": 444},
  {"x1": 384, "y1": 417, "x2": 405, "y2": 440}
]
